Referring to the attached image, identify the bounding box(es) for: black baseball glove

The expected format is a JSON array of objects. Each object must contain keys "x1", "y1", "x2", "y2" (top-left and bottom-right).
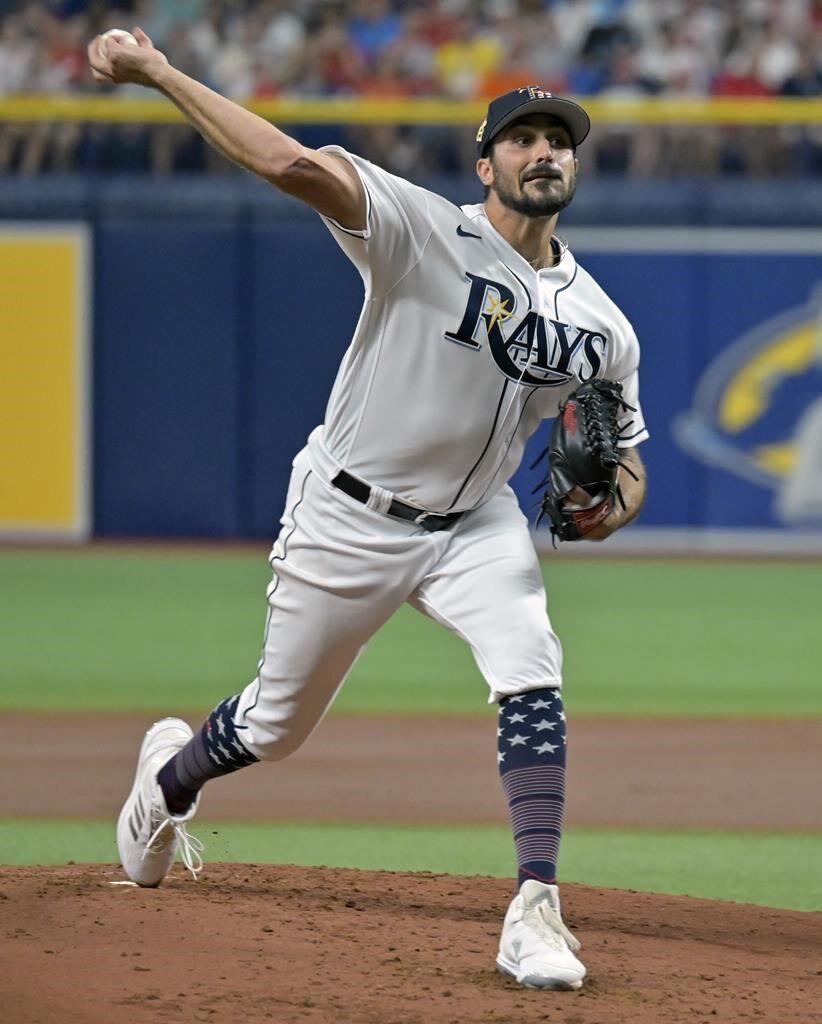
[{"x1": 532, "y1": 379, "x2": 638, "y2": 543}]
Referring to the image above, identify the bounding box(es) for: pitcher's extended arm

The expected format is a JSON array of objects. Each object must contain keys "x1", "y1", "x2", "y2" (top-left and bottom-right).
[{"x1": 87, "y1": 27, "x2": 366, "y2": 230}]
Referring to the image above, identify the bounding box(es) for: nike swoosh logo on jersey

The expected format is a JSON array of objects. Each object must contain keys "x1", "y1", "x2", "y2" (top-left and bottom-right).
[{"x1": 456, "y1": 225, "x2": 482, "y2": 239}]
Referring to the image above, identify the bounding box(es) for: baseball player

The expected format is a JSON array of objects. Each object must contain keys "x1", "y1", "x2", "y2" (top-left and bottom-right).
[{"x1": 89, "y1": 28, "x2": 648, "y2": 991}]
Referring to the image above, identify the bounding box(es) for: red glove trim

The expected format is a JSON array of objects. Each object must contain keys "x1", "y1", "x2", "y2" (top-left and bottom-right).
[{"x1": 567, "y1": 494, "x2": 613, "y2": 535}]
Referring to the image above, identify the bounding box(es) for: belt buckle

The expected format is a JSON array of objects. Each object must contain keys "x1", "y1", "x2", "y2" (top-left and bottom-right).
[{"x1": 414, "y1": 510, "x2": 448, "y2": 527}]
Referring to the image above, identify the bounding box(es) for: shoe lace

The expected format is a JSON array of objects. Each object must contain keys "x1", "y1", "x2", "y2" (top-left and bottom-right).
[
  {"x1": 532, "y1": 900, "x2": 582, "y2": 954},
  {"x1": 143, "y1": 814, "x2": 204, "y2": 881}
]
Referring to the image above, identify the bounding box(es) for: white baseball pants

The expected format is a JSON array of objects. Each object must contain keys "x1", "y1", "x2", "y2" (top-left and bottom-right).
[{"x1": 235, "y1": 429, "x2": 563, "y2": 760}]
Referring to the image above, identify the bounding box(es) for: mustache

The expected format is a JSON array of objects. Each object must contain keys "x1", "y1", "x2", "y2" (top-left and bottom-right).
[{"x1": 522, "y1": 168, "x2": 564, "y2": 183}]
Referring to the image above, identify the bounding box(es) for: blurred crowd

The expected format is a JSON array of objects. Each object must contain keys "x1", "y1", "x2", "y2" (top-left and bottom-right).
[{"x1": 0, "y1": 0, "x2": 820, "y2": 175}]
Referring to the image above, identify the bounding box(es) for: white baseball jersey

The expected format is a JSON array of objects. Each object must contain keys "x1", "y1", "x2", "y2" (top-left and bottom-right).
[
  {"x1": 236, "y1": 147, "x2": 649, "y2": 754},
  {"x1": 315, "y1": 146, "x2": 648, "y2": 514}
]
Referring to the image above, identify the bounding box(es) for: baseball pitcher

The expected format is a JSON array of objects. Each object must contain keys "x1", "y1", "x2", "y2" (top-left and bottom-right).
[{"x1": 89, "y1": 30, "x2": 648, "y2": 991}]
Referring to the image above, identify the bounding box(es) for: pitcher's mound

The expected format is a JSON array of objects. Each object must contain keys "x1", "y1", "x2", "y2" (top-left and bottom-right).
[{"x1": 2, "y1": 863, "x2": 820, "y2": 1024}]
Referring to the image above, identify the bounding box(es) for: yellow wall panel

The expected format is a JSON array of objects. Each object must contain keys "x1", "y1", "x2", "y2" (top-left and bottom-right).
[{"x1": 0, "y1": 227, "x2": 89, "y2": 537}]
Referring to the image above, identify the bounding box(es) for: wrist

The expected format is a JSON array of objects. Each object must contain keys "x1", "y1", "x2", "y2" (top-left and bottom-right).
[{"x1": 149, "y1": 59, "x2": 176, "y2": 91}]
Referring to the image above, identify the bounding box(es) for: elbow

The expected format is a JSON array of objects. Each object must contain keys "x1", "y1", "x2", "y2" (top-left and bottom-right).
[{"x1": 266, "y1": 150, "x2": 316, "y2": 190}]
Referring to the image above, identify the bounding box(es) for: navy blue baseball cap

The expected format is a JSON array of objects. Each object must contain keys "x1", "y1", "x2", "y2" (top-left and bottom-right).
[{"x1": 476, "y1": 86, "x2": 591, "y2": 157}]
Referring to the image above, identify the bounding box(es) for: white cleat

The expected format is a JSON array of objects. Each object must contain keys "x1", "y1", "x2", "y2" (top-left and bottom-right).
[
  {"x1": 496, "y1": 880, "x2": 586, "y2": 990},
  {"x1": 116, "y1": 717, "x2": 203, "y2": 888}
]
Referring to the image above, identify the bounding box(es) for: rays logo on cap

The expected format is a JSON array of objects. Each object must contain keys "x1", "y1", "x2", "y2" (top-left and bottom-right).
[
  {"x1": 519, "y1": 86, "x2": 552, "y2": 100},
  {"x1": 476, "y1": 118, "x2": 487, "y2": 144}
]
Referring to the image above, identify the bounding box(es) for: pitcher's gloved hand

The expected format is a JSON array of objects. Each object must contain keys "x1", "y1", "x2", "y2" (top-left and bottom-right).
[{"x1": 532, "y1": 379, "x2": 638, "y2": 543}]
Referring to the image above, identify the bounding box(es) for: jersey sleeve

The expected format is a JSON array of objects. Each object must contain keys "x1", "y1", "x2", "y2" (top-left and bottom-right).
[
  {"x1": 317, "y1": 146, "x2": 434, "y2": 295},
  {"x1": 605, "y1": 324, "x2": 649, "y2": 448}
]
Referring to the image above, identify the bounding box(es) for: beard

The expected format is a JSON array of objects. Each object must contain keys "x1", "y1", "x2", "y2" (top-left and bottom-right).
[{"x1": 491, "y1": 165, "x2": 577, "y2": 218}]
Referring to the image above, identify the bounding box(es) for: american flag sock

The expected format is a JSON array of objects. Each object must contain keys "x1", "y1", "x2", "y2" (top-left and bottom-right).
[
  {"x1": 157, "y1": 695, "x2": 259, "y2": 814},
  {"x1": 497, "y1": 687, "x2": 567, "y2": 890}
]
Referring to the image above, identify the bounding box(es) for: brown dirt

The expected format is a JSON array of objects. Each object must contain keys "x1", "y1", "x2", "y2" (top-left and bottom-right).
[
  {"x1": 3, "y1": 712, "x2": 821, "y2": 829},
  {"x1": 4, "y1": 712, "x2": 822, "y2": 1022},
  {"x1": 2, "y1": 863, "x2": 822, "y2": 1024}
]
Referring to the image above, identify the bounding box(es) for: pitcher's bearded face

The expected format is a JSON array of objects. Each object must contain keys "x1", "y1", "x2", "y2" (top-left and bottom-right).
[{"x1": 484, "y1": 115, "x2": 578, "y2": 217}]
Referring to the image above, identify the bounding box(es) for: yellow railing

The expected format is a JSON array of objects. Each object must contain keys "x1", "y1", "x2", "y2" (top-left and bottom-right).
[{"x1": 1, "y1": 95, "x2": 822, "y2": 125}]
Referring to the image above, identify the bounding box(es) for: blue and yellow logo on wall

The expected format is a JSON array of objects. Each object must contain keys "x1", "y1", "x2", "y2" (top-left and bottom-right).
[{"x1": 675, "y1": 286, "x2": 822, "y2": 524}]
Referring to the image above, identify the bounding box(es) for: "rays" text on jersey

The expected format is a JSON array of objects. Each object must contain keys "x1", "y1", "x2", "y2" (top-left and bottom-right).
[{"x1": 444, "y1": 273, "x2": 607, "y2": 387}]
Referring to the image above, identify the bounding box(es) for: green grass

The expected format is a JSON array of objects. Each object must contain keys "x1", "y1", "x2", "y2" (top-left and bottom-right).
[
  {"x1": 5, "y1": 551, "x2": 818, "y2": 913},
  {"x1": 1, "y1": 549, "x2": 821, "y2": 716},
  {"x1": 1, "y1": 819, "x2": 820, "y2": 911}
]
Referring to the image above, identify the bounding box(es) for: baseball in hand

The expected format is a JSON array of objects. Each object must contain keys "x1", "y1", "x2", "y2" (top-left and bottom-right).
[{"x1": 101, "y1": 28, "x2": 139, "y2": 50}]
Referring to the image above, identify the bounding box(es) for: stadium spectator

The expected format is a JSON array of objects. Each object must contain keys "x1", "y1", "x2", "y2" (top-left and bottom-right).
[
  {"x1": 0, "y1": 13, "x2": 34, "y2": 95},
  {"x1": 781, "y1": 33, "x2": 822, "y2": 174},
  {"x1": 0, "y1": 0, "x2": 818, "y2": 175},
  {"x1": 782, "y1": 35, "x2": 822, "y2": 96},
  {"x1": 348, "y1": 0, "x2": 403, "y2": 66},
  {"x1": 433, "y1": 10, "x2": 503, "y2": 98}
]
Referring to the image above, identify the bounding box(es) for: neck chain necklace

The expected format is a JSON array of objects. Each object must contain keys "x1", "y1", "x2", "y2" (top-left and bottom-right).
[{"x1": 530, "y1": 235, "x2": 566, "y2": 271}]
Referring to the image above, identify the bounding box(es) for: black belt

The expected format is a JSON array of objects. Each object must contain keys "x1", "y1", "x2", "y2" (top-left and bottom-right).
[{"x1": 331, "y1": 470, "x2": 463, "y2": 533}]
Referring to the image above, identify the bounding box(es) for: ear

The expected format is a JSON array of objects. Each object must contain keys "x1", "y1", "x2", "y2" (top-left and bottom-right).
[{"x1": 476, "y1": 157, "x2": 493, "y2": 188}]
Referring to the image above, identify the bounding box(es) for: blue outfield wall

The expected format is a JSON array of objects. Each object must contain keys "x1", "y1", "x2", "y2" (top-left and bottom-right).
[
  {"x1": 93, "y1": 211, "x2": 364, "y2": 537},
  {"x1": 568, "y1": 239, "x2": 822, "y2": 532},
  {"x1": 5, "y1": 176, "x2": 819, "y2": 538}
]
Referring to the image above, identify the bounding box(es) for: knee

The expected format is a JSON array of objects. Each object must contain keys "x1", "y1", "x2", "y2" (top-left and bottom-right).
[
  {"x1": 239, "y1": 714, "x2": 313, "y2": 763},
  {"x1": 235, "y1": 683, "x2": 324, "y2": 762}
]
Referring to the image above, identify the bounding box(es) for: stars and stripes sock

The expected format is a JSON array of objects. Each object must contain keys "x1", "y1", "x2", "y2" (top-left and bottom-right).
[
  {"x1": 157, "y1": 695, "x2": 259, "y2": 815},
  {"x1": 497, "y1": 686, "x2": 567, "y2": 890}
]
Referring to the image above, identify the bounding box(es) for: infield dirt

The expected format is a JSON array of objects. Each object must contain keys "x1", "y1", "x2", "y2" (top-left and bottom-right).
[
  {"x1": 3, "y1": 863, "x2": 822, "y2": 1024},
  {"x1": 3, "y1": 713, "x2": 822, "y2": 1023}
]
